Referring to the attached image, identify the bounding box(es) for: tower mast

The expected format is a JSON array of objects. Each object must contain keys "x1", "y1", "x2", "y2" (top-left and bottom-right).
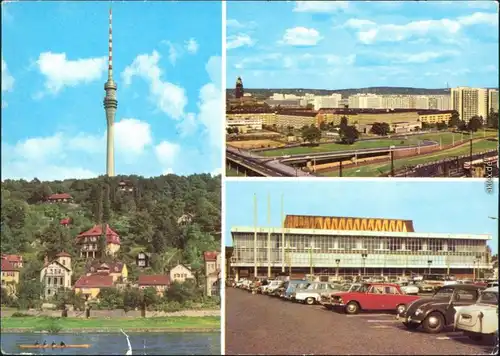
[{"x1": 104, "y1": 7, "x2": 117, "y2": 177}]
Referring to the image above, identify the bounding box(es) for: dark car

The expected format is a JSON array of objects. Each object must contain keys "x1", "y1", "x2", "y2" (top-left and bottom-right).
[{"x1": 398, "y1": 284, "x2": 485, "y2": 334}]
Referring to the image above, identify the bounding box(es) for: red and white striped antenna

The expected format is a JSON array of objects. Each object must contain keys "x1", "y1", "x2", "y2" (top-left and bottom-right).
[{"x1": 108, "y1": 7, "x2": 113, "y2": 80}]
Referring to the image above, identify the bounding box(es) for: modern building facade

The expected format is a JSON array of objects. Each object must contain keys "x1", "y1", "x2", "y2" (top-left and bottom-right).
[
  {"x1": 230, "y1": 215, "x2": 492, "y2": 280},
  {"x1": 451, "y1": 87, "x2": 488, "y2": 123},
  {"x1": 488, "y1": 89, "x2": 498, "y2": 114}
]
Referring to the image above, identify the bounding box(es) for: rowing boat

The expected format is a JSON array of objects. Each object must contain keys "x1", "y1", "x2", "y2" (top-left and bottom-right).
[{"x1": 19, "y1": 344, "x2": 91, "y2": 349}]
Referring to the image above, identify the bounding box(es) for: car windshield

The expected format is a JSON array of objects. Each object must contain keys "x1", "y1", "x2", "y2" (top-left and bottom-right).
[
  {"x1": 341, "y1": 284, "x2": 352, "y2": 291},
  {"x1": 432, "y1": 287, "x2": 454, "y2": 300},
  {"x1": 478, "y1": 291, "x2": 498, "y2": 305}
]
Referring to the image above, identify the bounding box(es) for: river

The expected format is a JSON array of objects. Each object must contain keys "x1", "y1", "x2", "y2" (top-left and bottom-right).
[{"x1": 1, "y1": 332, "x2": 220, "y2": 355}]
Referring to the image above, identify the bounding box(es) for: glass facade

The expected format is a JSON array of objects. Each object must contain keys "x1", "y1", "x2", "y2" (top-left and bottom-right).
[{"x1": 232, "y1": 231, "x2": 490, "y2": 271}]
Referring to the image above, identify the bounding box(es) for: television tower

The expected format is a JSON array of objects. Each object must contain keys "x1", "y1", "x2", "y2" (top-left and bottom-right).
[{"x1": 104, "y1": 7, "x2": 117, "y2": 177}]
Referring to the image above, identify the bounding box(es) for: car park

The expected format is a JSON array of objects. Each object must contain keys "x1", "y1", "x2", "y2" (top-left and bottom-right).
[
  {"x1": 455, "y1": 286, "x2": 498, "y2": 341},
  {"x1": 398, "y1": 284, "x2": 485, "y2": 334},
  {"x1": 283, "y1": 280, "x2": 310, "y2": 299},
  {"x1": 321, "y1": 283, "x2": 362, "y2": 308},
  {"x1": 398, "y1": 281, "x2": 419, "y2": 295},
  {"x1": 293, "y1": 282, "x2": 343, "y2": 305},
  {"x1": 330, "y1": 283, "x2": 420, "y2": 314}
]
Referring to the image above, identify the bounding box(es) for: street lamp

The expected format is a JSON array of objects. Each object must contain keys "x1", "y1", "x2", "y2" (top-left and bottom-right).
[
  {"x1": 427, "y1": 260, "x2": 432, "y2": 274},
  {"x1": 335, "y1": 259, "x2": 341, "y2": 278},
  {"x1": 361, "y1": 253, "x2": 368, "y2": 276}
]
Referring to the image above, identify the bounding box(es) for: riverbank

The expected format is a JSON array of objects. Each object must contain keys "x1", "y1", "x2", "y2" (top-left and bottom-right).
[{"x1": 1, "y1": 316, "x2": 220, "y2": 333}]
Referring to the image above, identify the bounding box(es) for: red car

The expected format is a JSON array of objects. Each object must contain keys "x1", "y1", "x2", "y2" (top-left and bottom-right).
[{"x1": 330, "y1": 283, "x2": 420, "y2": 315}]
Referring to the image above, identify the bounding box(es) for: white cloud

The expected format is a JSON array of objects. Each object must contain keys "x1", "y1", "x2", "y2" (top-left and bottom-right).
[
  {"x1": 155, "y1": 141, "x2": 180, "y2": 168},
  {"x1": 165, "y1": 41, "x2": 179, "y2": 65},
  {"x1": 211, "y1": 167, "x2": 222, "y2": 176},
  {"x1": 227, "y1": 34, "x2": 255, "y2": 50},
  {"x1": 185, "y1": 38, "x2": 199, "y2": 54},
  {"x1": 114, "y1": 118, "x2": 152, "y2": 156},
  {"x1": 281, "y1": 27, "x2": 322, "y2": 46},
  {"x1": 13, "y1": 134, "x2": 64, "y2": 162},
  {"x1": 226, "y1": 19, "x2": 256, "y2": 30},
  {"x1": 389, "y1": 50, "x2": 459, "y2": 64},
  {"x1": 179, "y1": 56, "x2": 221, "y2": 148},
  {"x1": 36, "y1": 52, "x2": 107, "y2": 94},
  {"x1": 177, "y1": 112, "x2": 198, "y2": 137},
  {"x1": 293, "y1": 1, "x2": 348, "y2": 13},
  {"x1": 343, "y1": 19, "x2": 376, "y2": 29},
  {"x1": 122, "y1": 51, "x2": 187, "y2": 120},
  {"x1": 2, "y1": 57, "x2": 14, "y2": 108},
  {"x1": 2, "y1": 57, "x2": 14, "y2": 92},
  {"x1": 350, "y1": 12, "x2": 498, "y2": 44}
]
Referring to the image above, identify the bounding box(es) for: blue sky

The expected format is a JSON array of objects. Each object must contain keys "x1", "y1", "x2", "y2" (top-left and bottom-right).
[
  {"x1": 1, "y1": 1, "x2": 222, "y2": 181},
  {"x1": 227, "y1": 1, "x2": 499, "y2": 89},
  {"x1": 225, "y1": 180, "x2": 499, "y2": 252}
]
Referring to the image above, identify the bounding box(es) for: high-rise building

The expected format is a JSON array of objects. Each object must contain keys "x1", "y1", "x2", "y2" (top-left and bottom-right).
[
  {"x1": 348, "y1": 94, "x2": 382, "y2": 109},
  {"x1": 235, "y1": 77, "x2": 244, "y2": 99},
  {"x1": 488, "y1": 89, "x2": 499, "y2": 114},
  {"x1": 104, "y1": 8, "x2": 117, "y2": 177},
  {"x1": 451, "y1": 87, "x2": 488, "y2": 123},
  {"x1": 313, "y1": 94, "x2": 341, "y2": 110}
]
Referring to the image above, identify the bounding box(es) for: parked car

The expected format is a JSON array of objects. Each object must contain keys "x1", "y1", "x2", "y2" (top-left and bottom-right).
[
  {"x1": 283, "y1": 280, "x2": 310, "y2": 300},
  {"x1": 487, "y1": 281, "x2": 499, "y2": 288},
  {"x1": 398, "y1": 284, "x2": 485, "y2": 334},
  {"x1": 330, "y1": 283, "x2": 420, "y2": 314},
  {"x1": 263, "y1": 280, "x2": 284, "y2": 295},
  {"x1": 294, "y1": 282, "x2": 343, "y2": 305},
  {"x1": 398, "y1": 281, "x2": 419, "y2": 295},
  {"x1": 455, "y1": 286, "x2": 498, "y2": 341},
  {"x1": 320, "y1": 283, "x2": 362, "y2": 308}
]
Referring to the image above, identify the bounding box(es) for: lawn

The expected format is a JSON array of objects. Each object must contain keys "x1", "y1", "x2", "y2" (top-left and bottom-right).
[
  {"x1": 320, "y1": 139, "x2": 498, "y2": 177},
  {"x1": 258, "y1": 131, "x2": 497, "y2": 157},
  {"x1": 1, "y1": 316, "x2": 220, "y2": 332}
]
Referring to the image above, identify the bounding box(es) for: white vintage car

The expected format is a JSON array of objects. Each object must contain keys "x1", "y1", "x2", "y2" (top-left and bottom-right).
[{"x1": 455, "y1": 286, "x2": 498, "y2": 341}]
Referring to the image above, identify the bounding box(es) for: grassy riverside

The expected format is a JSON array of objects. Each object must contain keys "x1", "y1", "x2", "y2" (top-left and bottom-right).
[
  {"x1": 1, "y1": 316, "x2": 220, "y2": 333},
  {"x1": 258, "y1": 131, "x2": 497, "y2": 157},
  {"x1": 321, "y1": 139, "x2": 498, "y2": 177}
]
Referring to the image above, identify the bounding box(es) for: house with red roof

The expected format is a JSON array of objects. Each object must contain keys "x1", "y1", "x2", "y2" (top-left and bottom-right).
[
  {"x1": 46, "y1": 193, "x2": 73, "y2": 203},
  {"x1": 1, "y1": 254, "x2": 23, "y2": 269},
  {"x1": 86, "y1": 260, "x2": 128, "y2": 283},
  {"x1": 138, "y1": 275, "x2": 171, "y2": 296},
  {"x1": 40, "y1": 252, "x2": 73, "y2": 299},
  {"x1": 1, "y1": 259, "x2": 20, "y2": 295},
  {"x1": 203, "y1": 251, "x2": 221, "y2": 297},
  {"x1": 74, "y1": 274, "x2": 114, "y2": 300},
  {"x1": 60, "y1": 218, "x2": 71, "y2": 227},
  {"x1": 75, "y1": 224, "x2": 121, "y2": 259}
]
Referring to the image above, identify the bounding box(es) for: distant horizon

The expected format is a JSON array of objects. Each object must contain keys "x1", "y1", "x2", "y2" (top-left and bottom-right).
[{"x1": 227, "y1": 85, "x2": 498, "y2": 91}]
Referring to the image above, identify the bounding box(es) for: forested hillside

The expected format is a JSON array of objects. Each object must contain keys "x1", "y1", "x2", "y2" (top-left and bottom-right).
[{"x1": 1, "y1": 174, "x2": 221, "y2": 283}]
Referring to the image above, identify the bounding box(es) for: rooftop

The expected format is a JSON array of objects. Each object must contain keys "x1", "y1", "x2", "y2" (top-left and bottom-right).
[
  {"x1": 47, "y1": 193, "x2": 72, "y2": 200},
  {"x1": 76, "y1": 224, "x2": 121, "y2": 245},
  {"x1": 138, "y1": 275, "x2": 170, "y2": 286},
  {"x1": 1, "y1": 259, "x2": 18, "y2": 272},
  {"x1": 74, "y1": 275, "x2": 114, "y2": 288}
]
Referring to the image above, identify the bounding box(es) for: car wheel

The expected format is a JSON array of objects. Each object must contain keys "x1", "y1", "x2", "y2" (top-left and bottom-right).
[
  {"x1": 403, "y1": 322, "x2": 419, "y2": 330},
  {"x1": 305, "y1": 297, "x2": 315, "y2": 305},
  {"x1": 345, "y1": 301, "x2": 360, "y2": 315},
  {"x1": 422, "y1": 312, "x2": 445, "y2": 334},
  {"x1": 396, "y1": 304, "x2": 406, "y2": 314}
]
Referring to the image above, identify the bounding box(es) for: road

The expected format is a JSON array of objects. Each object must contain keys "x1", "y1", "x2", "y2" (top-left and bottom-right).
[{"x1": 226, "y1": 288, "x2": 495, "y2": 355}]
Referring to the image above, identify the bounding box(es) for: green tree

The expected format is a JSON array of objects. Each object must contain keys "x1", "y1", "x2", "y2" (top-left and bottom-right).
[
  {"x1": 103, "y1": 184, "x2": 111, "y2": 223},
  {"x1": 467, "y1": 116, "x2": 483, "y2": 132},
  {"x1": 98, "y1": 288, "x2": 123, "y2": 309},
  {"x1": 448, "y1": 111, "x2": 460, "y2": 128},
  {"x1": 123, "y1": 287, "x2": 142, "y2": 312},
  {"x1": 339, "y1": 126, "x2": 360, "y2": 144},
  {"x1": 487, "y1": 111, "x2": 499, "y2": 129},
  {"x1": 339, "y1": 116, "x2": 348, "y2": 129},
  {"x1": 370, "y1": 122, "x2": 390, "y2": 136},
  {"x1": 142, "y1": 287, "x2": 158, "y2": 308},
  {"x1": 301, "y1": 126, "x2": 322, "y2": 144},
  {"x1": 91, "y1": 185, "x2": 103, "y2": 223},
  {"x1": 164, "y1": 280, "x2": 200, "y2": 304},
  {"x1": 39, "y1": 223, "x2": 73, "y2": 260}
]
